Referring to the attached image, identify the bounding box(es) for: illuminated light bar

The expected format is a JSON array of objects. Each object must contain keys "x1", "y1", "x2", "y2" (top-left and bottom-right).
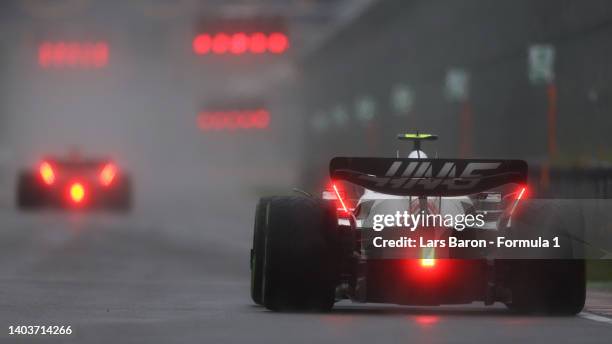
[
  {"x1": 197, "y1": 109, "x2": 270, "y2": 131},
  {"x1": 326, "y1": 182, "x2": 353, "y2": 219},
  {"x1": 332, "y1": 183, "x2": 349, "y2": 214},
  {"x1": 192, "y1": 32, "x2": 289, "y2": 55},
  {"x1": 508, "y1": 185, "x2": 528, "y2": 216},
  {"x1": 230, "y1": 33, "x2": 249, "y2": 54},
  {"x1": 38, "y1": 41, "x2": 109, "y2": 68}
]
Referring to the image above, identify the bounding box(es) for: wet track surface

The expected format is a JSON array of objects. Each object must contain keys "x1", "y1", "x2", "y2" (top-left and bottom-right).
[{"x1": 1, "y1": 184, "x2": 612, "y2": 343}]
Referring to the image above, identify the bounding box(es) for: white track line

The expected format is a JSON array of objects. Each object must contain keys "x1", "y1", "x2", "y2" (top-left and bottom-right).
[{"x1": 579, "y1": 312, "x2": 612, "y2": 325}]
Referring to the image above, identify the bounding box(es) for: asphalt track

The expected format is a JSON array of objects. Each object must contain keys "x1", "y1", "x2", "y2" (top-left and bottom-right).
[{"x1": 1, "y1": 182, "x2": 612, "y2": 343}]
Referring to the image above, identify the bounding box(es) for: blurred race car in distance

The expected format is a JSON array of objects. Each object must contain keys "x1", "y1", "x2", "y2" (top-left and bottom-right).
[{"x1": 17, "y1": 155, "x2": 132, "y2": 211}]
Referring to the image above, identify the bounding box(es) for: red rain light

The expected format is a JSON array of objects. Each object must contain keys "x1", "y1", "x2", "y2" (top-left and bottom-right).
[
  {"x1": 420, "y1": 258, "x2": 436, "y2": 268},
  {"x1": 420, "y1": 246, "x2": 436, "y2": 268},
  {"x1": 332, "y1": 183, "x2": 349, "y2": 214},
  {"x1": 326, "y1": 182, "x2": 353, "y2": 218},
  {"x1": 197, "y1": 109, "x2": 270, "y2": 131},
  {"x1": 193, "y1": 32, "x2": 288, "y2": 55},
  {"x1": 69, "y1": 182, "x2": 85, "y2": 204},
  {"x1": 508, "y1": 185, "x2": 528, "y2": 217},
  {"x1": 39, "y1": 161, "x2": 55, "y2": 185},
  {"x1": 99, "y1": 163, "x2": 117, "y2": 186},
  {"x1": 38, "y1": 41, "x2": 109, "y2": 68}
]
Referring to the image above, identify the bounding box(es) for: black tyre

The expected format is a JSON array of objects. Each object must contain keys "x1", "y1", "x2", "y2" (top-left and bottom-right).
[
  {"x1": 506, "y1": 259, "x2": 585, "y2": 315},
  {"x1": 250, "y1": 197, "x2": 272, "y2": 305},
  {"x1": 261, "y1": 196, "x2": 339, "y2": 311},
  {"x1": 16, "y1": 172, "x2": 45, "y2": 210},
  {"x1": 503, "y1": 200, "x2": 586, "y2": 315},
  {"x1": 108, "y1": 175, "x2": 132, "y2": 212}
]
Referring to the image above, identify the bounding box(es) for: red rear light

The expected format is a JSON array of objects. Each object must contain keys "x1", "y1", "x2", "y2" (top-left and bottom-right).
[
  {"x1": 508, "y1": 185, "x2": 528, "y2": 216},
  {"x1": 332, "y1": 183, "x2": 349, "y2": 214},
  {"x1": 420, "y1": 258, "x2": 436, "y2": 268},
  {"x1": 99, "y1": 163, "x2": 117, "y2": 186},
  {"x1": 39, "y1": 161, "x2": 55, "y2": 185},
  {"x1": 69, "y1": 182, "x2": 85, "y2": 203},
  {"x1": 323, "y1": 182, "x2": 353, "y2": 217},
  {"x1": 420, "y1": 247, "x2": 436, "y2": 268},
  {"x1": 516, "y1": 186, "x2": 527, "y2": 200}
]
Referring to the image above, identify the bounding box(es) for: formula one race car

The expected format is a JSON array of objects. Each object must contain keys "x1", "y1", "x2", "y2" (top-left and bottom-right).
[
  {"x1": 16, "y1": 153, "x2": 132, "y2": 211},
  {"x1": 250, "y1": 133, "x2": 585, "y2": 314}
]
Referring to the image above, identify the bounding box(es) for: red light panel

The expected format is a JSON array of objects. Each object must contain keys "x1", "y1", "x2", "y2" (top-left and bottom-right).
[
  {"x1": 192, "y1": 32, "x2": 288, "y2": 55},
  {"x1": 197, "y1": 109, "x2": 270, "y2": 131},
  {"x1": 38, "y1": 41, "x2": 109, "y2": 69}
]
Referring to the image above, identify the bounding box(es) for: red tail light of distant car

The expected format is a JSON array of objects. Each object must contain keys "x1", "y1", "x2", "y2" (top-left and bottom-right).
[
  {"x1": 39, "y1": 161, "x2": 55, "y2": 185},
  {"x1": 99, "y1": 163, "x2": 117, "y2": 186}
]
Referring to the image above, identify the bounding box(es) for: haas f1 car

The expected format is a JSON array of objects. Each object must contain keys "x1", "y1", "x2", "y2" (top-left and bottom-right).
[
  {"x1": 17, "y1": 155, "x2": 132, "y2": 211},
  {"x1": 250, "y1": 134, "x2": 585, "y2": 314}
]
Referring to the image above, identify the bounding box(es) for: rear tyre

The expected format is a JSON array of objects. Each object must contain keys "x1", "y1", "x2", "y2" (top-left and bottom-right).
[
  {"x1": 16, "y1": 172, "x2": 45, "y2": 210},
  {"x1": 506, "y1": 259, "x2": 585, "y2": 315},
  {"x1": 504, "y1": 200, "x2": 586, "y2": 315},
  {"x1": 251, "y1": 197, "x2": 271, "y2": 305},
  {"x1": 261, "y1": 196, "x2": 339, "y2": 312},
  {"x1": 109, "y1": 175, "x2": 132, "y2": 212}
]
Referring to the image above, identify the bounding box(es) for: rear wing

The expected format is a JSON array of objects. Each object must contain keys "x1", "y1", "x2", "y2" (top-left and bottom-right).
[{"x1": 330, "y1": 157, "x2": 527, "y2": 197}]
